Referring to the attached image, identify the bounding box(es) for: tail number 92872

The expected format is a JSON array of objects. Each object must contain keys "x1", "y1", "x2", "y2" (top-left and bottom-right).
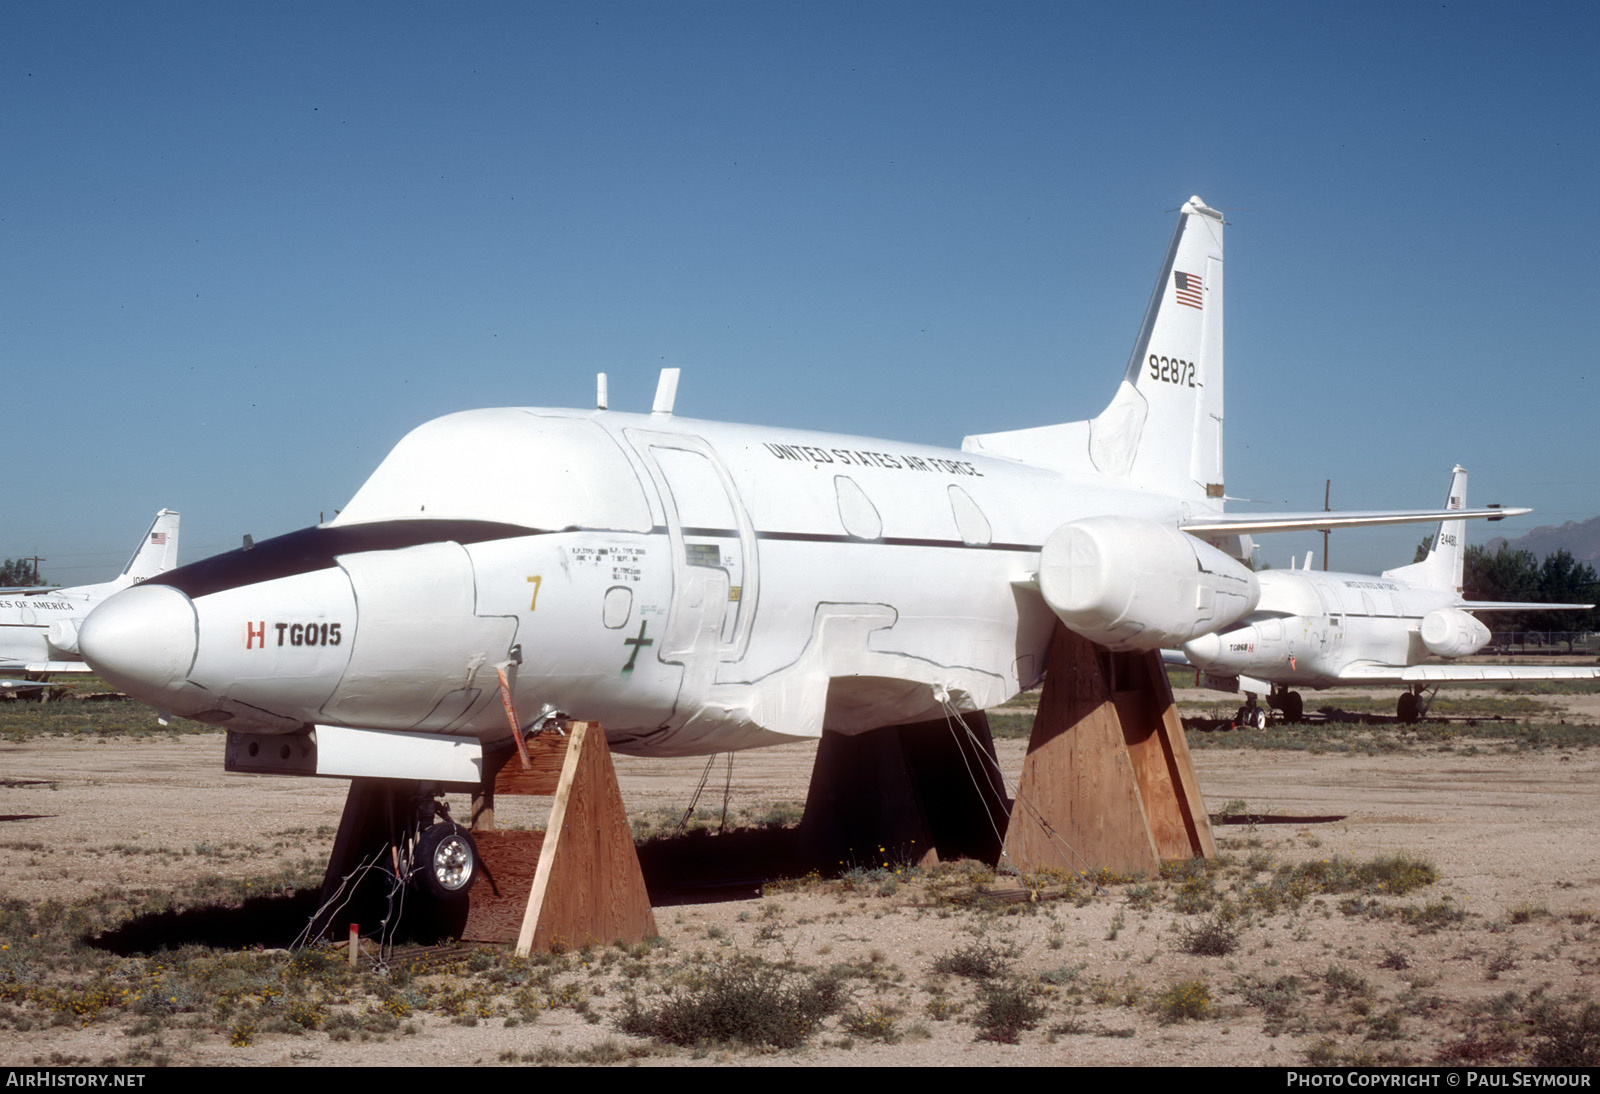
[{"x1": 1148, "y1": 354, "x2": 1197, "y2": 387}]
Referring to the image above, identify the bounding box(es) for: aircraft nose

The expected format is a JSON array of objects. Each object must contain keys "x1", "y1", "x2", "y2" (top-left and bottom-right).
[
  {"x1": 1182, "y1": 631, "x2": 1222, "y2": 669},
  {"x1": 80, "y1": 585, "x2": 198, "y2": 698}
]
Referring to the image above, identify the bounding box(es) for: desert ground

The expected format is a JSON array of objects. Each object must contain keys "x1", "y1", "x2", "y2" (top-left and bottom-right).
[{"x1": 0, "y1": 683, "x2": 1597, "y2": 1067}]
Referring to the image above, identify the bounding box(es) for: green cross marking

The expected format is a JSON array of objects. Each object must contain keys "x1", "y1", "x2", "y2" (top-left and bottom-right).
[{"x1": 622, "y1": 619, "x2": 654, "y2": 673}]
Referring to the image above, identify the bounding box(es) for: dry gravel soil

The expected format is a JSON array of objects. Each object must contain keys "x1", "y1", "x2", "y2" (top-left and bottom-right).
[{"x1": 0, "y1": 687, "x2": 1597, "y2": 1067}]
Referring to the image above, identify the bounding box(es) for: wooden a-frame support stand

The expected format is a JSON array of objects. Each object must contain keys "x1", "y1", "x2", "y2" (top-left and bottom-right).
[
  {"x1": 1002, "y1": 624, "x2": 1215, "y2": 876},
  {"x1": 464, "y1": 722, "x2": 656, "y2": 953},
  {"x1": 799, "y1": 622, "x2": 1213, "y2": 878},
  {"x1": 319, "y1": 722, "x2": 655, "y2": 954}
]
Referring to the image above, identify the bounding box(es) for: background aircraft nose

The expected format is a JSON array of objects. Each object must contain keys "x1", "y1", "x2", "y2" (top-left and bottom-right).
[{"x1": 80, "y1": 585, "x2": 199, "y2": 698}]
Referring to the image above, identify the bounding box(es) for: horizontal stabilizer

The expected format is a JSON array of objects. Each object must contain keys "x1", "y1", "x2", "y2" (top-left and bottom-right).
[
  {"x1": 7, "y1": 661, "x2": 91, "y2": 675},
  {"x1": 1459, "y1": 601, "x2": 1594, "y2": 613},
  {"x1": 1337, "y1": 663, "x2": 1600, "y2": 684},
  {"x1": 1181, "y1": 506, "x2": 1530, "y2": 536}
]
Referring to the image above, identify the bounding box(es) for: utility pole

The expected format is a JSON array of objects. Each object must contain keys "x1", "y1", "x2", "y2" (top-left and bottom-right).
[{"x1": 1322, "y1": 480, "x2": 1330, "y2": 572}]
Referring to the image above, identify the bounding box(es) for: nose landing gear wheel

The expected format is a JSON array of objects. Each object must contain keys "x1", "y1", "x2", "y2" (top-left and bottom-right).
[
  {"x1": 1234, "y1": 705, "x2": 1269, "y2": 730},
  {"x1": 416, "y1": 823, "x2": 478, "y2": 902}
]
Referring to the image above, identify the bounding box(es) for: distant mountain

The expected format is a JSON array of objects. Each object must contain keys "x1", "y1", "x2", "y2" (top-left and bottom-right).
[{"x1": 1485, "y1": 515, "x2": 1600, "y2": 564}]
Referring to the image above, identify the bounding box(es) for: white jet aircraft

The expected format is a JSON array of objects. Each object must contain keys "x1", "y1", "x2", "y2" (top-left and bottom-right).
[
  {"x1": 1180, "y1": 466, "x2": 1596, "y2": 726},
  {"x1": 74, "y1": 199, "x2": 1524, "y2": 893},
  {"x1": 0, "y1": 510, "x2": 180, "y2": 677}
]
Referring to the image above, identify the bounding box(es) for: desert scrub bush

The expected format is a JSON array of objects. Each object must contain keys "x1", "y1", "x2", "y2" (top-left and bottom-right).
[
  {"x1": 1529, "y1": 998, "x2": 1600, "y2": 1066},
  {"x1": 1162, "y1": 856, "x2": 1221, "y2": 913},
  {"x1": 922, "y1": 859, "x2": 1000, "y2": 909},
  {"x1": 1086, "y1": 975, "x2": 1143, "y2": 1008},
  {"x1": 1322, "y1": 964, "x2": 1373, "y2": 1005},
  {"x1": 1178, "y1": 912, "x2": 1239, "y2": 956},
  {"x1": 763, "y1": 869, "x2": 824, "y2": 894},
  {"x1": 617, "y1": 955, "x2": 844, "y2": 1050},
  {"x1": 1434, "y1": 1033, "x2": 1520, "y2": 1065},
  {"x1": 840, "y1": 1004, "x2": 900, "y2": 1042},
  {"x1": 1124, "y1": 882, "x2": 1159, "y2": 909},
  {"x1": 283, "y1": 997, "x2": 327, "y2": 1030},
  {"x1": 747, "y1": 801, "x2": 803, "y2": 829},
  {"x1": 1153, "y1": 978, "x2": 1214, "y2": 1024},
  {"x1": 1016, "y1": 866, "x2": 1079, "y2": 892},
  {"x1": 1508, "y1": 902, "x2": 1549, "y2": 924},
  {"x1": 227, "y1": 1016, "x2": 257, "y2": 1047},
  {"x1": 1362, "y1": 1007, "x2": 1405, "y2": 1042},
  {"x1": 1239, "y1": 973, "x2": 1302, "y2": 1034},
  {"x1": 1275, "y1": 853, "x2": 1437, "y2": 897},
  {"x1": 1397, "y1": 899, "x2": 1466, "y2": 932},
  {"x1": 931, "y1": 940, "x2": 1012, "y2": 980},
  {"x1": 972, "y1": 980, "x2": 1047, "y2": 1044},
  {"x1": 1160, "y1": 857, "x2": 1213, "y2": 883},
  {"x1": 1377, "y1": 949, "x2": 1411, "y2": 970}
]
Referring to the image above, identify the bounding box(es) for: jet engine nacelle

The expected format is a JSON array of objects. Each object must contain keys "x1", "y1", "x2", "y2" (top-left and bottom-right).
[
  {"x1": 1419, "y1": 607, "x2": 1490, "y2": 659},
  {"x1": 46, "y1": 620, "x2": 80, "y2": 659},
  {"x1": 1037, "y1": 516, "x2": 1260, "y2": 651}
]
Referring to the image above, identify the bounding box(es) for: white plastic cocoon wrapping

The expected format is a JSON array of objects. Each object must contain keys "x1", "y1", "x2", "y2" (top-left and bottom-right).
[
  {"x1": 46, "y1": 620, "x2": 80, "y2": 657},
  {"x1": 1038, "y1": 516, "x2": 1260, "y2": 651},
  {"x1": 313, "y1": 725, "x2": 484, "y2": 783},
  {"x1": 1419, "y1": 607, "x2": 1490, "y2": 659}
]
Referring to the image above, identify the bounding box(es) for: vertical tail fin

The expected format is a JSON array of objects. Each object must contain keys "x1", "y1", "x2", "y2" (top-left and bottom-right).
[
  {"x1": 963, "y1": 196, "x2": 1226, "y2": 505},
  {"x1": 1381, "y1": 467, "x2": 1467, "y2": 593},
  {"x1": 117, "y1": 509, "x2": 181, "y2": 586}
]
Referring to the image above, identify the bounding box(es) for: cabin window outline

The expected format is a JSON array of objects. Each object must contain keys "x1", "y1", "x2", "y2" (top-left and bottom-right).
[
  {"x1": 947, "y1": 484, "x2": 993, "y2": 547},
  {"x1": 833, "y1": 475, "x2": 883, "y2": 541}
]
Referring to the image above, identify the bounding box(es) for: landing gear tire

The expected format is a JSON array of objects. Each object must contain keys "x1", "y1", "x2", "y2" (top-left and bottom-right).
[
  {"x1": 415, "y1": 823, "x2": 478, "y2": 902},
  {"x1": 1237, "y1": 705, "x2": 1267, "y2": 729},
  {"x1": 1280, "y1": 691, "x2": 1303, "y2": 724},
  {"x1": 1396, "y1": 692, "x2": 1420, "y2": 724}
]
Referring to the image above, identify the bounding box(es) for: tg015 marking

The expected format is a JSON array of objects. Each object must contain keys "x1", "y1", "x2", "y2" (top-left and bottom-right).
[{"x1": 246, "y1": 621, "x2": 344, "y2": 649}]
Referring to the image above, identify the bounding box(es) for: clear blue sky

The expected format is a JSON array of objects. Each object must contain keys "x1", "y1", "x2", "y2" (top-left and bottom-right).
[{"x1": 6, "y1": 1, "x2": 1596, "y2": 582}]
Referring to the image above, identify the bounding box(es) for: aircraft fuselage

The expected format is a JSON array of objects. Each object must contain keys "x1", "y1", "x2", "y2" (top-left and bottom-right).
[{"x1": 81, "y1": 409, "x2": 1194, "y2": 756}]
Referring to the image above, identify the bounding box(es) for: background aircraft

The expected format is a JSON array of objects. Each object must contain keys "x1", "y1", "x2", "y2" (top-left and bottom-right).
[
  {"x1": 0, "y1": 510, "x2": 180, "y2": 677},
  {"x1": 1180, "y1": 467, "x2": 1597, "y2": 725}
]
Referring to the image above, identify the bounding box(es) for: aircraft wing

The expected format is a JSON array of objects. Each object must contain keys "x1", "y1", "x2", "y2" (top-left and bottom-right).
[
  {"x1": 1, "y1": 661, "x2": 90, "y2": 675},
  {"x1": 0, "y1": 677, "x2": 52, "y2": 698},
  {"x1": 1337, "y1": 662, "x2": 1600, "y2": 684},
  {"x1": 1181, "y1": 506, "x2": 1530, "y2": 536}
]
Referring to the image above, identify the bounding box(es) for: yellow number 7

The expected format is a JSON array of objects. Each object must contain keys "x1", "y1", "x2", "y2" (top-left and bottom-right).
[{"x1": 527, "y1": 575, "x2": 542, "y2": 611}]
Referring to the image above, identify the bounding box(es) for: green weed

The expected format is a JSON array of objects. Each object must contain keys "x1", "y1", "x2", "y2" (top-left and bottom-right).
[
  {"x1": 617, "y1": 955, "x2": 844, "y2": 1050},
  {"x1": 931, "y1": 941, "x2": 1012, "y2": 980},
  {"x1": 972, "y1": 980, "x2": 1047, "y2": 1044},
  {"x1": 1153, "y1": 978, "x2": 1214, "y2": 1024}
]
